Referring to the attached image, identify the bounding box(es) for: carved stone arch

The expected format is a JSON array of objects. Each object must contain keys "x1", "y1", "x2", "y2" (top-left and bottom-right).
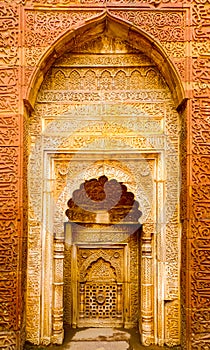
[
  {"x1": 68, "y1": 69, "x2": 81, "y2": 90},
  {"x1": 53, "y1": 161, "x2": 151, "y2": 240},
  {"x1": 83, "y1": 257, "x2": 118, "y2": 282},
  {"x1": 83, "y1": 69, "x2": 97, "y2": 90},
  {"x1": 114, "y1": 70, "x2": 128, "y2": 90},
  {"x1": 130, "y1": 69, "x2": 143, "y2": 89},
  {"x1": 53, "y1": 69, "x2": 66, "y2": 89},
  {"x1": 65, "y1": 175, "x2": 142, "y2": 225},
  {"x1": 80, "y1": 250, "x2": 121, "y2": 280},
  {"x1": 26, "y1": 9, "x2": 183, "y2": 348},
  {"x1": 25, "y1": 11, "x2": 185, "y2": 109},
  {"x1": 63, "y1": 176, "x2": 142, "y2": 330},
  {"x1": 144, "y1": 68, "x2": 163, "y2": 89},
  {"x1": 100, "y1": 69, "x2": 113, "y2": 90}
]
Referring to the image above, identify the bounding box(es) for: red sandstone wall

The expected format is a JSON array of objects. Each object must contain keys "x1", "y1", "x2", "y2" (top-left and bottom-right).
[{"x1": 0, "y1": 0, "x2": 209, "y2": 349}]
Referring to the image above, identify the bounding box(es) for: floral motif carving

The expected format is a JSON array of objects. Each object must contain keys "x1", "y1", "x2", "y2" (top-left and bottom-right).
[
  {"x1": 3, "y1": 0, "x2": 209, "y2": 348},
  {"x1": 110, "y1": 10, "x2": 185, "y2": 42},
  {"x1": 25, "y1": 10, "x2": 103, "y2": 47}
]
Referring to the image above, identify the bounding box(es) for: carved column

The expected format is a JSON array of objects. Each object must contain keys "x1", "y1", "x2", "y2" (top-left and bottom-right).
[
  {"x1": 117, "y1": 283, "x2": 123, "y2": 321},
  {"x1": 79, "y1": 282, "x2": 85, "y2": 320},
  {"x1": 52, "y1": 233, "x2": 65, "y2": 344},
  {"x1": 140, "y1": 227, "x2": 154, "y2": 346}
]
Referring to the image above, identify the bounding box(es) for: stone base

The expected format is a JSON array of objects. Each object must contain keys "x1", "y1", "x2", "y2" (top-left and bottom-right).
[
  {"x1": 61, "y1": 328, "x2": 131, "y2": 350},
  {"x1": 66, "y1": 341, "x2": 131, "y2": 350}
]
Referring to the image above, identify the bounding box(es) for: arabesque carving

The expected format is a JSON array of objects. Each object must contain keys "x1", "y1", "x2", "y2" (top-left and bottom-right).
[
  {"x1": 110, "y1": 10, "x2": 185, "y2": 42},
  {"x1": 26, "y1": 31, "x2": 180, "y2": 347},
  {"x1": 1, "y1": 0, "x2": 210, "y2": 348},
  {"x1": 25, "y1": 10, "x2": 103, "y2": 47}
]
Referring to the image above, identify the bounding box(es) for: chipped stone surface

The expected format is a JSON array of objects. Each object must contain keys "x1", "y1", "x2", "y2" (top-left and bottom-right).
[
  {"x1": 72, "y1": 328, "x2": 131, "y2": 341},
  {"x1": 24, "y1": 328, "x2": 180, "y2": 349},
  {"x1": 63, "y1": 341, "x2": 130, "y2": 350}
]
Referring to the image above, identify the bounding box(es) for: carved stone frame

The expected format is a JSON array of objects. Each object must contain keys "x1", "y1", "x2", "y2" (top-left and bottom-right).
[
  {"x1": 71, "y1": 241, "x2": 129, "y2": 329},
  {"x1": 64, "y1": 223, "x2": 141, "y2": 330},
  {"x1": 25, "y1": 11, "x2": 182, "y2": 346},
  {"x1": 28, "y1": 150, "x2": 178, "y2": 346}
]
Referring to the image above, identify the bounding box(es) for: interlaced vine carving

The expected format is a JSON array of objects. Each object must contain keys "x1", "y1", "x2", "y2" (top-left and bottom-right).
[{"x1": 2, "y1": 0, "x2": 209, "y2": 348}]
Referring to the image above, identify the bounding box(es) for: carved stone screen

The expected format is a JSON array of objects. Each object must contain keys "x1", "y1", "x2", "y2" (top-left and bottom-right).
[
  {"x1": 1, "y1": 1, "x2": 210, "y2": 349},
  {"x1": 27, "y1": 30, "x2": 180, "y2": 347},
  {"x1": 64, "y1": 222, "x2": 140, "y2": 329},
  {"x1": 75, "y1": 246, "x2": 125, "y2": 328}
]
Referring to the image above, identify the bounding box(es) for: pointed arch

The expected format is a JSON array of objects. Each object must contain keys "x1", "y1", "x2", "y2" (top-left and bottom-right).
[
  {"x1": 100, "y1": 70, "x2": 113, "y2": 90},
  {"x1": 114, "y1": 70, "x2": 127, "y2": 90},
  {"x1": 83, "y1": 69, "x2": 97, "y2": 90},
  {"x1": 85, "y1": 258, "x2": 117, "y2": 281},
  {"x1": 69, "y1": 70, "x2": 81, "y2": 90},
  {"x1": 25, "y1": 10, "x2": 185, "y2": 346},
  {"x1": 130, "y1": 69, "x2": 143, "y2": 90},
  {"x1": 25, "y1": 11, "x2": 185, "y2": 109},
  {"x1": 53, "y1": 69, "x2": 66, "y2": 89}
]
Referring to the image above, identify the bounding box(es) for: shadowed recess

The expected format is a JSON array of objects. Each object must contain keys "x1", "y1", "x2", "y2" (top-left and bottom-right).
[{"x1": 65, "y1": 175, "x2": 142, "y2": 225}]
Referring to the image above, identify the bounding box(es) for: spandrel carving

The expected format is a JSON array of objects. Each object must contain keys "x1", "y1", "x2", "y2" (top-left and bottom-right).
[
  {"x1": 110, "y1": 10, "x2": 185, "y2": 42},
  {"x1": 25, "y1": 10, "x2": 103, "y2": 47}
]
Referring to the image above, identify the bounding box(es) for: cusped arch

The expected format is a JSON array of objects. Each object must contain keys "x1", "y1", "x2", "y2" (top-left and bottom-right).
[
  {"x1": 53, "y1": 69, "x2": 66, "y2": 89},
  {"x1": 65, "y1": 175, "x2": 142, "y2": 225},
  {"x1": 85, "y1": 258, "x2": 117, "y2": 281},
  {"x1": 69, "y1": 70, "x2": 81, "y2": 90},
  {"x1": 83, "y1": 69, "x2": 97, "y2": 90},
  {"x1": 114, "y1": 70, "x2": 127, "y2": 90},
  {"x1": 80, "y1": 250, "x2": 121, "y2": 281},
  {"x1": 25, "y1": 11, "x2": 185, "y2": 109}
]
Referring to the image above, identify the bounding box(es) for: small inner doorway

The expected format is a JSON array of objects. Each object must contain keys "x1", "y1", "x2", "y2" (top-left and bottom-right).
[
  {"x1": 76, "y1": 246, "x2": 124, "y2": 328},
  {"x1": 64, "y1": 176, "x2": 142, "y2": 329}
]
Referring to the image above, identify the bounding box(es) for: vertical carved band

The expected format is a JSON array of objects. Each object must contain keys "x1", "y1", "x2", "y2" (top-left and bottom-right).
[
  {"x1": 52, "y1": 234, "x2": 65, "y2": 344},
  {"x1": 140, "y1": 229, "x2": 154, "y2": 346}
]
